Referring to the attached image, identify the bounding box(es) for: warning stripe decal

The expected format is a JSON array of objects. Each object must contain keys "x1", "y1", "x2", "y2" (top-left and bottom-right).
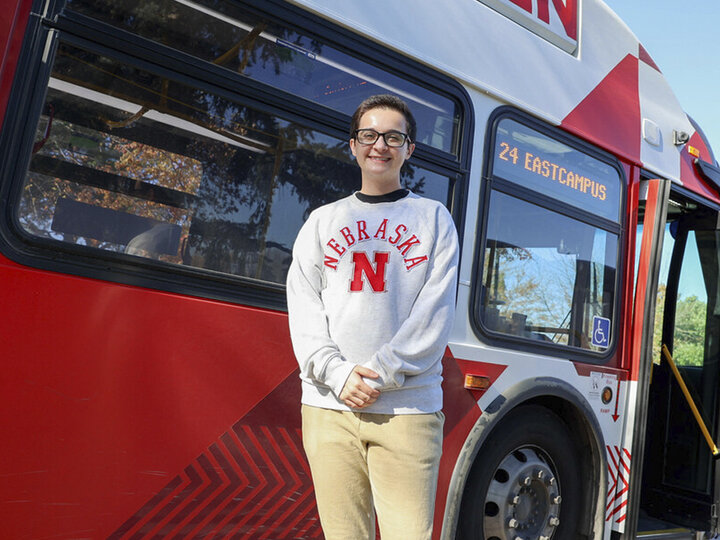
[{"x1": 605, "y1": 445, "x2": 631, "y2": 524}]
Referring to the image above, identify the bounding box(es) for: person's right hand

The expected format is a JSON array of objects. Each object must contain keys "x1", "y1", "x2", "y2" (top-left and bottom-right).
[{"x1": 339, "y1": 366, "x2": 381, "y2": 408}]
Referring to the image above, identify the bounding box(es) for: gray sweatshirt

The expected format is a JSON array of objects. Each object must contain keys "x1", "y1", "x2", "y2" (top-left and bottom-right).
[{"x1": 286, "y1": 191, "x2": 459, "y2": 414}]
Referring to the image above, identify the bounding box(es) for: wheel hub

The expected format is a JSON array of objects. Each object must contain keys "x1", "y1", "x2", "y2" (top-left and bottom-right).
[{"x1": 483, "y1": 447, "x2": 561, "y2": 540}]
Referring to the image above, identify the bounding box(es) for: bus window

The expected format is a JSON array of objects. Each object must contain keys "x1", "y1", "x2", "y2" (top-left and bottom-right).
[
  {"x1": 481, "y1": 190, "x2": 618, "y2": 350},
  {"x1": 17, "y1": 41, "x2": 452, "y2": 285},
  {"x1": 475, "y1": 112, "x2": 623, "y2": 355},
  {"x1": 64, "y1": 0, "x2": 461, "y2": 155}
]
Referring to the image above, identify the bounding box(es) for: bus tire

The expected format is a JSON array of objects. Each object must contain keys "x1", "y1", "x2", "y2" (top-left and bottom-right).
[{"x1": 456, "y1": 404, "x2": 583, "y2": 540}]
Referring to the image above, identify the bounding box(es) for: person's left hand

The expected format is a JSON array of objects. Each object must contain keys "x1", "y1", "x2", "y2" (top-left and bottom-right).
[{"x1": 339, "y1": 366, "x2": 380, "y2": 408}]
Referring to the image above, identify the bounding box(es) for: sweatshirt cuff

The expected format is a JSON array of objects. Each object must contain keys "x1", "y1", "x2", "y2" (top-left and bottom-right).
[
  {"x1": 364, "y1": 355, "x2": 404, "y2": 390},
  {"x1": 322, "y1": 356, "x2": 356, "y2": 398}
]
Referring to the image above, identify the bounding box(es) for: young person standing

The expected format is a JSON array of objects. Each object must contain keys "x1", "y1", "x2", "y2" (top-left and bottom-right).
[{"x1": 286, "y1": 94, "x2": 459, "y2": 540}]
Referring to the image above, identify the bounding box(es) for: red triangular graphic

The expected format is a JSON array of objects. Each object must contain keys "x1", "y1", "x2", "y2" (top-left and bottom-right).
[{"x1": 562, "y1": 54, "x2": 641, "y2": 162}]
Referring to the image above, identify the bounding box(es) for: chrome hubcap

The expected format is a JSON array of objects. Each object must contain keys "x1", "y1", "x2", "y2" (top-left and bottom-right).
[{"x1": 483, "y1": 447, "x2": 561, "y2": 540}]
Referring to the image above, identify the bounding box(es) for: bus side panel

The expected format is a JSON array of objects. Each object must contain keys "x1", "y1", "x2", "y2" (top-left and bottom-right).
[
  {"x1": 0, "y1": 0, "x2": 32, "y2": 127},
  {"x1": 0, "y1": 253, "x2": 316, "y2": 538}
]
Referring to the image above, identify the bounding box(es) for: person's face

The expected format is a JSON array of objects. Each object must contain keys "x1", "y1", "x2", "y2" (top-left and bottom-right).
[{"x1": 349, "y1": 107, "x2": 415, "y2": 191}]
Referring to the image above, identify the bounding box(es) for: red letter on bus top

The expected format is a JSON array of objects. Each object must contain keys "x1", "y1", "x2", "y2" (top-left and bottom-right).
[
  {"x1": 510, "y1": 0, "x2": 532, "y2": 13},
  {"x1": 537, "y1": 0, "x2": 577, "y2": 40},
  {"x1": 508, "y1": 0, "x2": 532, "y2": 13}
]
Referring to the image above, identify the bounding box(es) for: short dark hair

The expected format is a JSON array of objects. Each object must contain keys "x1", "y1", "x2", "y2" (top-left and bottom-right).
[{"x1": 350, "y1": 94, "x2": 417, "y2": 143}]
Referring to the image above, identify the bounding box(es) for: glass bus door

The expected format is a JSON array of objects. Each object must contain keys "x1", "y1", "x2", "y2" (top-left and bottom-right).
[{"x1": 640, "y1": 190, "x2": 720, "y2": 534}]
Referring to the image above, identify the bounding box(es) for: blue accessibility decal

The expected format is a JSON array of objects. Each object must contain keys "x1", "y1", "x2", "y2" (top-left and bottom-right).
[{"x1": 592, "y1": 316, "x2": 610, "y2": 348}]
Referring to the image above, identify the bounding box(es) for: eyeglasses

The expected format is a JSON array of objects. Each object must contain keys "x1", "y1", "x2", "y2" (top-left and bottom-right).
[{"x1": 353, "y1": 129, "x2": 410, "y2": 148}]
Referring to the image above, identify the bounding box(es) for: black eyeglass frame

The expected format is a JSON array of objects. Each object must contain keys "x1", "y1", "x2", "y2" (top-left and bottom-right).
[{"x1": 353, "y1": 128, "x2": 411, "y2": 147}]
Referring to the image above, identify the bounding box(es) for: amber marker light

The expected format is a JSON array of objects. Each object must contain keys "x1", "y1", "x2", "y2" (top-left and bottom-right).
[
  {"x1": 464, "y1": 374, "x2": 491, "y2": 390},
  {"x1": 688, "y1": 145, "x2": 701, "y2": 158}
]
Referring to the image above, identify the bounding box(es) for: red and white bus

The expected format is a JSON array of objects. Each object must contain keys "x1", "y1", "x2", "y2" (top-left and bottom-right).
[{"x1": 2, "y1": 0, "x2": 720, "y2": 538}]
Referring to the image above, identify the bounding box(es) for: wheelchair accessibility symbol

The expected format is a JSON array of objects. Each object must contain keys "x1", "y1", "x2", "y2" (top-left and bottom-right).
[{"x1": 592, "y1": 316, "x2": 610, "y2": 348}]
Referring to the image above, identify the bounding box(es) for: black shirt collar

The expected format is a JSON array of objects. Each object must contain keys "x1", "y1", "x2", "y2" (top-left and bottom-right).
[{"x1": 355, "y1": 188, "x2": 409, "y2": 204}]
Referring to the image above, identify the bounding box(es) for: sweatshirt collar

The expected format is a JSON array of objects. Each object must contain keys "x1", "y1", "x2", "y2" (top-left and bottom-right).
[{"x1": 354, "y1": 188, "x2": 409, "y2": 204}]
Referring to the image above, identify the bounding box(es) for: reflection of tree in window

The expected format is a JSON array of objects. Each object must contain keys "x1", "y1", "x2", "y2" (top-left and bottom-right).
[
  {"x1": 21, "y1": 35, "x2": 445, "y2": 285},
  {"x1": 22, "y1": 111, "x2": 200, "y2": 263},
  {"x1": 65, "y1": 0, "x2": 459, "y2": 153},
  {"x1": 481, "y1": 190, "x2": 616, "y2": 350},
  {"x1": 485, "y1": 245, "x2": 575, "y2": 344}
]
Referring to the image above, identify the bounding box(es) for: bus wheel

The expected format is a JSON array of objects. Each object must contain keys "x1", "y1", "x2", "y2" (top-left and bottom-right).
[{"x1": 457, "y1": 405, "x2": 583, "y2": 540}]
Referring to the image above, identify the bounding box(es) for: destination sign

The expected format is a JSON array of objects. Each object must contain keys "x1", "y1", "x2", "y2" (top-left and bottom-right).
[{"x1": 492, "y1": 118, "x2": 622, "y2": 223}]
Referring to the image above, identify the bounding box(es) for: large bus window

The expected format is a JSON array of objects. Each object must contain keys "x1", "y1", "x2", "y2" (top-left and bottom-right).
[
  {"x1": 18, "y1": 41, "x2": 451, "y2": 284},
  {"x1": 64, "y1": 0, "x2": 461, "y2": 154},
  {"x1": 481, "y1": 191, "x2": 618, "y2": 350},
  {"x1": 475, "y1": 112, "x2": 623, "y2": 355}
]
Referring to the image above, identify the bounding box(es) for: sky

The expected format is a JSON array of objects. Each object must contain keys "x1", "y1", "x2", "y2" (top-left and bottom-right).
[{"x1": 602, "y1": 1, "x2": 720, "y2": 162}]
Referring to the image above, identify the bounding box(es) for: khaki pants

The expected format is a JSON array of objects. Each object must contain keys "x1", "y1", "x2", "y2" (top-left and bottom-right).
[{"x1": 301, "y1": 405, "x2": 444, "y2": 540}]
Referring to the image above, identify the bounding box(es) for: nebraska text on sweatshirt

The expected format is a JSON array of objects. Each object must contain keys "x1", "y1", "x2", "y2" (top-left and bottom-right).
[{"x1": 286, "y1": 191, "x2": 459, "y2": 414}]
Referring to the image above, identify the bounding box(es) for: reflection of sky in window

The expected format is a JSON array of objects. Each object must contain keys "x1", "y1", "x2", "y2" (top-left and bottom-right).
[
  {"x1": 509, "y1": 247, "x2": 575, "y2": 280},
  {"x1": 497, "y1": 235, "x2": 614, "y2": 329},
  {"x1": 264, "y1": 182, "x2": 310, "y2": 252},
  {"x1": 678, "y1": 232, "x2": 708, "y2": 302},
  {"x1": 403, "y1": 169, "x2": 450, "y2": 206},
  {"x1": 244, "y1": 28, "x2": 457, "y2": 152},
  {"x1": 499, "y1": 247, "x2": 574, "y2": 322},
  {"x1": 591, "y1": 230, "x2": 605, "y2": 269},
  {"x1": 647, "y1": 225, "x2": 706, "y2": 302}
]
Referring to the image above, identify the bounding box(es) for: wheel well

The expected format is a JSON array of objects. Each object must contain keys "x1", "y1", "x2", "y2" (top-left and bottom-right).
[
  {"x1": 449, "y1": 395, "x2": 605, "y2": 540},
  {"x1": 508, "y1": 396, "x2": 603, "y2": 539}
]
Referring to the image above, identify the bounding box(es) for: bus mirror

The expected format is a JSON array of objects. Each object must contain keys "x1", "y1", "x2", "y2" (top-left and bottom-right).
[{"x1": 694, "y1": 158, "x2": 720, "y2": 195}]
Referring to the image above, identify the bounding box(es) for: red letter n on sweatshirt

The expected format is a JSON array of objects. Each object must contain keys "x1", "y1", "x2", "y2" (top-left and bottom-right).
[{"x1": 350, "y1": 252, "x2": 389, "y2": 292}]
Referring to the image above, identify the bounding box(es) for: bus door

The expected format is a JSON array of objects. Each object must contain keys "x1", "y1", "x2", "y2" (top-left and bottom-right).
[{"x1": 640, "y1": 188, "x2": 720, "y2": 534}]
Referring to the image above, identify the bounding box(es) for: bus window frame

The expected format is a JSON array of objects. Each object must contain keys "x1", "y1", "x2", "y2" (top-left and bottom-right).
[
  {"x1": 0, "y1": 0, "x2": 474, "y2": 312},
  {"x1": 470, "y1": 106, "x2": 626, "y2": 362}
]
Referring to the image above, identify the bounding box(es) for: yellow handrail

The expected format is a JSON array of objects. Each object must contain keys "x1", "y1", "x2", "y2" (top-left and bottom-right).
[{"x1": 661, "y1": 344, "x2": 719, "y2": 457}]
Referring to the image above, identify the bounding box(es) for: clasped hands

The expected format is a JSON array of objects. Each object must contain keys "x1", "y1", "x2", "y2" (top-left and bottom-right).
[{"x1": 339, "y1": 365, "x2": 380, "y2": 409}]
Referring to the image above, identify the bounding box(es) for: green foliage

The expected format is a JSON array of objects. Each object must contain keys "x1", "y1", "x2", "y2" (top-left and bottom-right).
[
  {"x1": 673, "y1": 295, "x2": 706, "y2": 367},
  {"x1": 653, "y1": 286, "x2": 706, "y2": 367}
]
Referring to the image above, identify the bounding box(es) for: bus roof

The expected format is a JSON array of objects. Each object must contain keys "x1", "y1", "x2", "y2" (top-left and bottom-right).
[{"x1": 290, "y1": 0, "x2": 718, "y2": 200}]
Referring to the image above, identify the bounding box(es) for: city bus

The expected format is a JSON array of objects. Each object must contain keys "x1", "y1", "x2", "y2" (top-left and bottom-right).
[{"x1": 2, "y1": 0, "x2": 720, "y2": 538}]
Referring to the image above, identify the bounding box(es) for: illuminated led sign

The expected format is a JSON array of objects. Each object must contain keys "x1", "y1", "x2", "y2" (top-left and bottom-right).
[{"x1": 492, "y1": 118, "x2": 622, "y2": 222}]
